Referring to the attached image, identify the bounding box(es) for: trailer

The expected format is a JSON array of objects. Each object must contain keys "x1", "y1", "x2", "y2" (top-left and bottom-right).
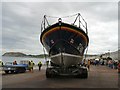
[{"x1": 46, "y1": 63, "x2": 88, "y2": 78}]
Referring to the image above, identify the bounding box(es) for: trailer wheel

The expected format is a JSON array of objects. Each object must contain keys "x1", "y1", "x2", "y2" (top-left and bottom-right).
[
  {"x1": 46, "y1": 68, "x2": 57, "y2": 78},
  {"x1": 82, "y1": 69, "x2": 88, "y2": 78},
  {"x1": 46, "y1": 68, "x2": 52, "y2": 78},
  {"x1": 76, "y1": 68, "x2": 88, "y2": 78}
]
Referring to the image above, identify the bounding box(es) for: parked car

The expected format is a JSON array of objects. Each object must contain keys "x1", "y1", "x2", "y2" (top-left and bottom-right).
[{"x1": 3, "y1": 62, "x2": 28, "y2": 74}]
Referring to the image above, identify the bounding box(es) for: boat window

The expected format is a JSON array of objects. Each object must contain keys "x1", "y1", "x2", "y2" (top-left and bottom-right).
[
  {"x1": 51, "y1": 40, "x2": 54, "y2": 44},
  {"x1": 70, "y1": 38, "x2": 74, "y2": 43},
  {"x1": 78, "y1": 43, "x2": 84, "y2": 53}
]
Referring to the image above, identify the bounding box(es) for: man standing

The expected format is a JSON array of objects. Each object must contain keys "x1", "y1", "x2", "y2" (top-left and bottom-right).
[
  {"x1": 30, "y1": 60, "x2": 34, "y2": 72},
  {"x1": 87, "y1": 60, "x2": 91, "y2": 70},
  {"x1": 38, "y1": 61, "x2": 42, "y2": 71},
  {"x1": 46, "y1": 60, "x2": 49, "y2": 67}
]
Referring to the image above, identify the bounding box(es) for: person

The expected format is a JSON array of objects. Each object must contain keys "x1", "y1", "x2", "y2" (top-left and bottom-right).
[
  {"x1": 29, "y1": 60, "x2": 35, "y2": 72},
  {"x1": 110, "y1": 60, "x2": 113, "y2": 69},
  {"x1": 13, "y1": 60, "x2": 17, "y2": 65},
  {"x1": 28, "y1": 61, "x2": 31, "y2": 72},
  {"x1": 46, "y1": 60, "x2": 49, "y2": 67},
  {"x1": 101, "y1": 60, "x2": 104, "y2": 65},
  {"x1": 38, "y1": 61, "x2": 42, "y2": 71},
  {"x1": 94, "y1": 60, "x2": 97, "y2": 66},
  {"x1": 87, "y1": 60, "x2": 91, "y2": 70},
  {"x1": 82, "y1": 59, "x2": 87, "y2": 67},
  {"x1": 113, "y1": 61, "x2": 118, "y2": 69},
  {"x1": 0, "y1": 61, "x2": 3, "y2": 66}
]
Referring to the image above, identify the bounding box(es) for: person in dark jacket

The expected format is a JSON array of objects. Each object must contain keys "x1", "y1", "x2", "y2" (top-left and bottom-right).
[{"x1": 13, "y1": 60, "x2": 17, "y2": 65}]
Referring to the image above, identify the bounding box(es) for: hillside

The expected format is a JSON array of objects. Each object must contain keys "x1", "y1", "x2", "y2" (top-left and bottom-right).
[
  {"x1": 2, "y1": 50, "x2": 119, "y2": 59},
  {"x1": 2, "y1": 52, "x2": 49, "y2": 58}
]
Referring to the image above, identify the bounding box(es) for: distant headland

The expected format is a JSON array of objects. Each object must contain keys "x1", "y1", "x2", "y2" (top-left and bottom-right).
[
  {"x1": 2, "y1": 50, "x2": 119, "y2": 60},
  {"x1": 2, "y1": 52, "x2": 49, "y2": 58},
  {"x1": 2, "y1": 52, "x2": 98, "y2": 58}
]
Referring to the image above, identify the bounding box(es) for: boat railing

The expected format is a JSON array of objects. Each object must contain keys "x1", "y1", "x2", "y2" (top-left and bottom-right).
[{"x1": 41, "y1": 13, "x2": 88, "y2": 35}]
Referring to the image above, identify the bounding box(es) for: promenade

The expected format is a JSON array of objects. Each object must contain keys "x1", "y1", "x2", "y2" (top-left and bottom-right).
[{"x1": 2, "y1": 65, "x2": 119, "y2": 88}]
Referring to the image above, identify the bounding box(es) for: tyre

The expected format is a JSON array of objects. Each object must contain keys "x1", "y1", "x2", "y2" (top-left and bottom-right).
[
  {"x1": 76, "y1": 68, "x2": 88, "y2": 78},
  {"x1": 82, "y1": 69, "x2": 88, "y2": 78},
  {"x1": 46, "y1": 68, "x2": 57, "y2": 78},
  {"x1": 46, "y1": 68, "x2": 52, "y2": 78}
]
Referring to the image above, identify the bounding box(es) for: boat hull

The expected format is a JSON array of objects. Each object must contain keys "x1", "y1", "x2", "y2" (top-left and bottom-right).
[
  {"x1": 40, "y1": 22, "x2": 89, "y2": 67},
  {"x1": 51, "y1": 53, "x2": 82, "y2": 67}
]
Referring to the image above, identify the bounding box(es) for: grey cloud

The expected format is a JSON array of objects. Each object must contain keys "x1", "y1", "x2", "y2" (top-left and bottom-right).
[{"x1": 2, "y1": 2, "x2": 118, "y2": 55}]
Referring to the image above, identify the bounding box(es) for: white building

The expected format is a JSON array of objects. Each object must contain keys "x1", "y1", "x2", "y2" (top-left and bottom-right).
[{"x1": 84, "y1": 50, "x2": 119, "y2": 60}]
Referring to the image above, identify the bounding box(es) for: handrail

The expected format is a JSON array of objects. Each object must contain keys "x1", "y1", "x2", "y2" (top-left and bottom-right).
[{"x1": 41, "y1": 13, "x2": 88, "y2": 35}]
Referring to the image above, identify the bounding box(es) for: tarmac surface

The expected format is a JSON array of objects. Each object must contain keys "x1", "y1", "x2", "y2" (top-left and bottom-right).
[{"x1": 1, "y1": 65, "x2": 119, "y2": 88}]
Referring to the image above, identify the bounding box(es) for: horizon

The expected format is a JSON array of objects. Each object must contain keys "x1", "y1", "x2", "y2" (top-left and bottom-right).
[{"x1": 2, "y1": 49, "x2": 119, "y2": 56}]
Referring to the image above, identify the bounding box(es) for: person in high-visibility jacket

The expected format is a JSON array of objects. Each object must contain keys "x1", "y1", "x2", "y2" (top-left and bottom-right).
[
  {"x1": 46, "y1": 60, "x2": 49, "y2": 67},
  {"x1": 29, "y1": 60, "x2": 35, "y2": 72},
  {"x1": 38, "y1": 61, "x2": 42, "y2": 71}
]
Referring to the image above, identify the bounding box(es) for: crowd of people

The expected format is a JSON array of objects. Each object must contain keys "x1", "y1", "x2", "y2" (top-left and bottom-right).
[{"x1": 84, "y1": 58, "x2": 120, "y2": 73}]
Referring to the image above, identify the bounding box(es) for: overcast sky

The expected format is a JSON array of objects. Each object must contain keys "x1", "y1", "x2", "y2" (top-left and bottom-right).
[{"x1": 1, "y1": 2, "x2": 118, "y2": 55}]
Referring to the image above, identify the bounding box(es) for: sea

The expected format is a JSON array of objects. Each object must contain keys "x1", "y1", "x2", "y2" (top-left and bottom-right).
[{"x1": 1, "y1": 56, "x2": 50, "y2": 65}]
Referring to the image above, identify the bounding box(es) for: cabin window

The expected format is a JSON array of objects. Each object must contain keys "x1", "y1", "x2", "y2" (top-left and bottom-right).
[
  {"x1": 51, "y1": 40, "x2": 54, "y2": 44},
  {"x1": 78, "y1": 43, "x2": 84, "y2": 53},
  {"x1": 70, "y1": 38, "x2": 74, "y2": 44}
]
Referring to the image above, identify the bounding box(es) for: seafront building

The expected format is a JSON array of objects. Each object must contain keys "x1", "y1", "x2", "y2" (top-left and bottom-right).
[{"x1": 84, "y1": 50, "x2": 119, "y2": 60}]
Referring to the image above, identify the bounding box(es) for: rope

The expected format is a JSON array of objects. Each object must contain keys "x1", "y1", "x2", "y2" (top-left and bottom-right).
[
  {"x1": 46, "y1": 13, "x2": 78, "y2": 19},
  {"x1": 61, "y1": 13, "x2": 78, "y2": 18},
  {"x1": 46, "y1": 15, "x2": 59, "y2": 18},
  {"x1": 41, "y1": 13, "x2": 87, "y2": 34}
]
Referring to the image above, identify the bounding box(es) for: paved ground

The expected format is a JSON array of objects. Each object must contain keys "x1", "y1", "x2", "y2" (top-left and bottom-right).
[{"x1": 1, "y1": 65, "x2": 119, "y2": 88}]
